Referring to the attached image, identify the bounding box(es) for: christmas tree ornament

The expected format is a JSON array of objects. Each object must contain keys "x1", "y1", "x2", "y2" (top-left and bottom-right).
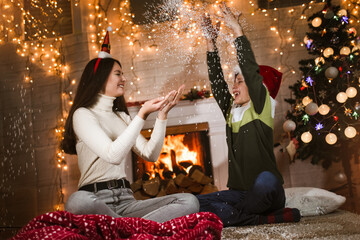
[
  {"x1": 352, "y1": 45, "x2": 359, "y2": 53},
  {"x1": 336, "y1": 92, "x2": 348, "y2": 103},
  {"x1": 301, "y1": 80, "x2": 309, "y2": 90},
  {"x1": 301, "y1": 131, "x2": 312, "y2": 143},
  {"x1": 353, "y1": 112, "x2": 359, "y2": 120},
  {"x1": 348, "y1": 27, "x2": 357, "y2": 36},
  {"x1": 315, "y1": 57, "x2": 325, "y2": 65},
  {"x1": 305, "y1": 102, "x2": 319, "y2": 115},
  {"x1": 315, "y1": 123, "x2": 324, "y2": 130},
  {"x1": 283, "y1": 120, "x2": 296, "y2": 132},
  {"x1": 321, "y1": 29, "x2": 327, "y2": 37},
  {"x1": 305, "y1": 76, "x2": 314, "y2": 86},
  {"x1": 318, "y1": 104, "x2": 330, "y2": 115},
  {"x1": 344, "y1": 126, "x2": 357, "y2": 138},
  {"x1": 319, "y1": 90, "x2": 327, "y2": 99},
  {"x1": 341, "y1": 16, "x2": 349, "y2": 24},
  {"x1": 337, "y1": 9, "x2": 347, "y2": 17},
  {"x1": 325, "y1": 133, "x2": 337, "y2": 145},
  {"x1": 286, "y1": 140, "x2": 297, "y2": 161},
  {"x1": 325, "y1": 66, "x2": 339, "y2": 79},
  {"x1": 334, "y1": 171, "x2": 347, "y2": 183},
  {"x1": 302, "y1": 114, "x2": 310, "y2": 124},
  {"x1": 295, "y1": 103, "x2": 305, "y2": 112},
  {"x1": 344, "y1": 108, "x2": 352, "y2": 116},
  {"x1": 323, "y1": 47, "x2": 334, "y2": 58},
  {"x1": 312, "y1": 17, "x2": 322, "y2": 27},
  {"x1": 302, "y1": 96, "x2": 313, "y2": 106},
  {"x1": 345, "y1": 87, "x2": 357, "y2": 98},
  {"x1": 340, "y1": 46, "x2": 351, "y2": 55},
  {"x1": 355, "y1": 102, "x2": 360, "y2": 111},
  {"x1": 324, "y1": 9, "x2": 334, "y2": 19}
]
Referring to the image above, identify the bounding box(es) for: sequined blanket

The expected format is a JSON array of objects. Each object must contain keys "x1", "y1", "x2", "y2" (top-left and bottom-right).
[{"x1": 11, "y1": 211, "x2": 222, "y2": 240}]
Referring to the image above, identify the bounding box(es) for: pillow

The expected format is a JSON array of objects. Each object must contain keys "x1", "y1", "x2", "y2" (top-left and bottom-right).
[{"x1": 285, "y1": 187, "x2": 346, "y2": 217}]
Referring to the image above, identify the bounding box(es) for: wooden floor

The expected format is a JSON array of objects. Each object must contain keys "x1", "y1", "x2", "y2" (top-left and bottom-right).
[{"x1": 334, "y1": 158, "x2": 360, "y2": 214}]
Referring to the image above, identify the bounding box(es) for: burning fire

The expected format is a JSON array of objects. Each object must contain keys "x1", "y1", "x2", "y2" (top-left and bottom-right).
[
  {"x1": 161, "y1": 134, "x2": 198, "y2": 170},
  {"x1": 147, "y1": 134, "x2": 201, "y2": 179}
]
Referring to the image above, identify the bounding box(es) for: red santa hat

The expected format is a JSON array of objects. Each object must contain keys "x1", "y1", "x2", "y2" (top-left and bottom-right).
[
  {"x1": 234, "y1": 65, "x2": 282, "y2": 99},
  {"x1": 94, "y1": 26, "x2": 113, "y2": 74}
]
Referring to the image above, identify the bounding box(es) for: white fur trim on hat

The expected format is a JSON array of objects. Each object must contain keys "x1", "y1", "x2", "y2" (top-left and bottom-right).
[{"x1": 98, "y1": 51, "x2": 112, "y2": 59}]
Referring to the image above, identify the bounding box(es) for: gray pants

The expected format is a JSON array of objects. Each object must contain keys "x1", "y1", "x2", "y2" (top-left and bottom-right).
[{"x1": 65, "y1": 188, "x2": 199, "y2": 222}]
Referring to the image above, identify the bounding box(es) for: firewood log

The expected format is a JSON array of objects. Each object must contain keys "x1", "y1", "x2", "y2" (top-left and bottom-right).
[
  {"x1": 133, "y1": 189, "x2": 151, "y2": 200},
  {"x1": 162, "y1": 170, "x2": 174, "y2": 179},
  {"x1": 200, "y1": 183, "x2": 219, "y2": 195},
  {"x1": 130, "y1": 178, "x2": 142, "y2": 192},
  {"x1": 187, "y1": 182, "x2": 203, "y2": 194},
  {"x1": 156, "y1": 186, "x2": 166, "y2": 198},
  {"x1": 189, "y1": 165, "x2": 204, "y2": 176},
  {"x1": 177, "y1": 187, "x2": 192, "y2": 193},
  {"x1": 174, "y1": 173, "x2": 194, "y2": 188},
  {"x1": 190, "y1": 169, "x2": 212, "y2": 185},
  {"x1": 178, "y1": 160, "x2": 193, "y2": 169},
  {"x1": 142, "y1": 172, "x2": 150, "y2": 181},
  {"x1": 165, "y1": 179, "x2": 178, "y2": 195},
  {"x1": 170, "y1": 150, "x2": 187, "y2": 176},
  {"x1": 143, "y1": 177, "x2": 160, "y2": 197}
]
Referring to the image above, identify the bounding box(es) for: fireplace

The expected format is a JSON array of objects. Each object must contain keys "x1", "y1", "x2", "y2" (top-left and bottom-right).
[
  {"x1": 131, "y1": 122, "x2": 218, "y2": 199},
  {"x1": 127, "y1": 98, "x2": 229, "y2": 194}
]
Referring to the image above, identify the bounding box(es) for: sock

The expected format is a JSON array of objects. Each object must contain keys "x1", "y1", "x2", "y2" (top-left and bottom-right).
[{"x1": 259, "y1": 208, "x2": 301, "y2": 225}]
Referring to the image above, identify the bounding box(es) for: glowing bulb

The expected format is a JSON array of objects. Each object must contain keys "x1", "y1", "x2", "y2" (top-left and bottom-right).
[
  {"x1": 301, "y1": 131, "x2": 312, "y2": 143},
  {"x1": 346, "y1": 87, "x2": 357, "y2": 98},
  {"x1": 314, "y1": 57, "x2": 325, "y2": 65},
  {"x1": 340, "y1": 46, "x2": 351, "y2": 55},
  {"x1": 318, "y1": 104, "x2": 330, "y2": 115},
  {"x1": 325, "y1": 133, "x2": 337, "y2": 145},
  {"x1": 336, "y1": 92, "x2": 348, "y2": 103},
  {"x1": 323, "y1": 47, "x2": 334, "y2": 58},
  {"x1": 302, "y1": 96, "x2": 312, "y2": 106},
  {"x1": 344, "y1": 126, "x2": 356, "y2": 138},
  {"x1": 312, "y1": 17, "x2": 322, "y2": 27}
]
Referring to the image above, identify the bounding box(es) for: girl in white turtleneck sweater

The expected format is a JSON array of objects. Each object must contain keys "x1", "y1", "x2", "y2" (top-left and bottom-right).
[{"x1": 62, "y1": 57, "x2": 199, "y2": 222}]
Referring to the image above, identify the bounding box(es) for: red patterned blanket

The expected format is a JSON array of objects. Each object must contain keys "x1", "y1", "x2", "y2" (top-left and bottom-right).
[{"x1": 11, "y1": 211, "x2": 222, "y2": 240}]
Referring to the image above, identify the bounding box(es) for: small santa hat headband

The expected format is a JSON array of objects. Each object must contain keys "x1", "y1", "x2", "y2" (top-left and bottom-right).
[
  {"x1": 94, "y1": 26, "x2": 113, "y2": 74},
  {"x1": 233, "y1": 65, "x2": 282, "y2": 99}
]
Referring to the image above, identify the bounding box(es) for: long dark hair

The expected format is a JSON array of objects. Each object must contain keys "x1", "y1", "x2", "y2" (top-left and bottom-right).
[{"x1": 62, "y1": 58, "x2": 129, "y2": 154}]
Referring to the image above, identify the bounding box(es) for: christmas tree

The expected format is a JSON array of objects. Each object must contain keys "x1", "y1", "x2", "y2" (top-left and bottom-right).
[{"x1": 284, "y1": 0, "x2": 360, "y2": 169}]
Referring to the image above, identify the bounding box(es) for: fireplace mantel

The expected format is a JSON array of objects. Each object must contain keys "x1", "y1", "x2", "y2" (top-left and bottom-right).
[{"x1": 127, "y1": 98, "x2": 229, "y2": 191}]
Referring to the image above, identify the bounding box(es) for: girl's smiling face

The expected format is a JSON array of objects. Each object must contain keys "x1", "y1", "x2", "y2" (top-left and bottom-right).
[{"x1": 103, "y1": 62, "x2": 126, "y2": 97}]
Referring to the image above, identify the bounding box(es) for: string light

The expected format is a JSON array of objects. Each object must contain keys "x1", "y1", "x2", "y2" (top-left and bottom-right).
[
  {"x1": 247, "y1": 0, "x2": 320, "y2": 76},
  {"x1": 0, "y1": 0, "x2": 76, "y2": 211}
]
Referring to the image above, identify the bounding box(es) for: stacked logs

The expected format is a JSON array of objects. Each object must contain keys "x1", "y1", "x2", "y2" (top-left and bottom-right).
[{"x1": 131, "y1": 168, "x2": 219, "y2": 200}]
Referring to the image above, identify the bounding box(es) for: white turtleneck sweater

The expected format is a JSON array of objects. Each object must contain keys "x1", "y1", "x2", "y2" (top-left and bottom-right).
[{"x1": 73, "y1": 94, "x2": 167, "y2": 188}]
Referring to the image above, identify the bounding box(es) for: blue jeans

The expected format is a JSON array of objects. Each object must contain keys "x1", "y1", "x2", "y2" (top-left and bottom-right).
[{"x1": 196, "y1": 171, "x2": 285, "y2": 226}]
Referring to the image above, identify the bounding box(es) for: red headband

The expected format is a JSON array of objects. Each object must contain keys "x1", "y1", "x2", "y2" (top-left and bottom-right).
[{"x1": 94, "y1": 58, "x2": 101, "y2": 74}]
